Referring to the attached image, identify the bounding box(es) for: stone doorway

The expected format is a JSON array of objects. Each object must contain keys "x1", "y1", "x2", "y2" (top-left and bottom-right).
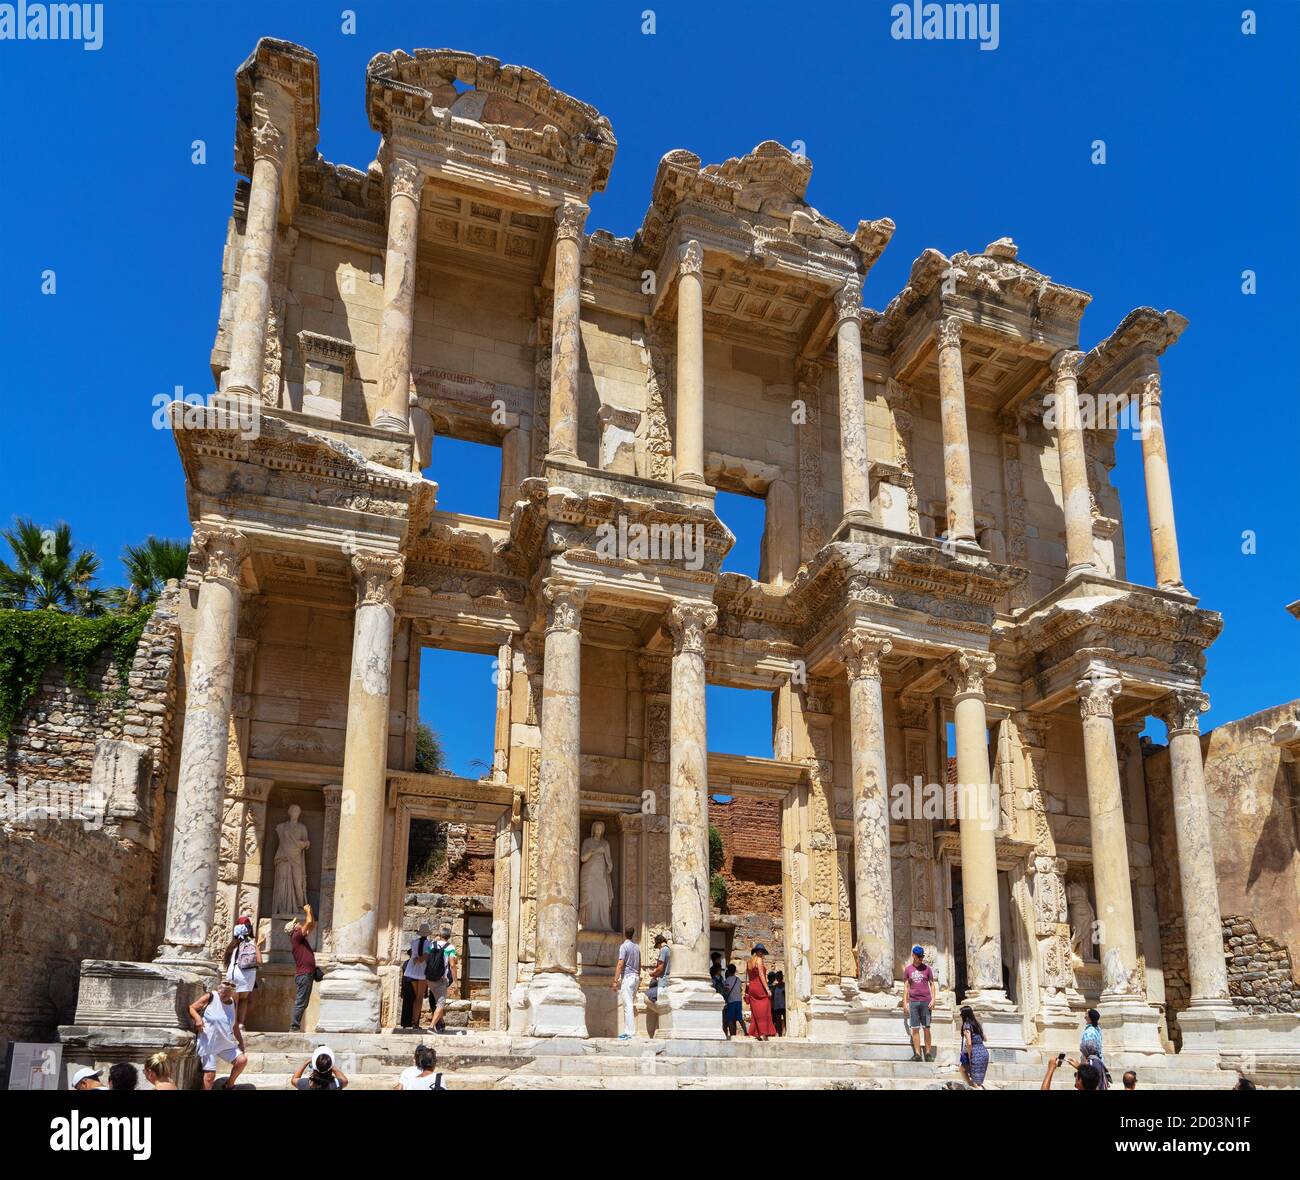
[{"x1": 381, "y1": 773, "x2": 521, "y2": 1031}]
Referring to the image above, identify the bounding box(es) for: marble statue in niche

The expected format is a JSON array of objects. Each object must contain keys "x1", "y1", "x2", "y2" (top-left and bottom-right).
[
  {"x1": 578, "y1": 820, "x2": 614, "y2": 932},
  {"x1": 272, "y1": 803, "x2": 311, "y2": 915}
]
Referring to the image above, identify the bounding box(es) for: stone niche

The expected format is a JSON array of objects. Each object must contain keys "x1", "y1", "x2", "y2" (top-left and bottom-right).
[
  {"x1": 248, "y1": 784, "x2": 327, "y2": 1032},
  {"x1": 576, "y1": 810, "x2": 624, "y2": 1038}
]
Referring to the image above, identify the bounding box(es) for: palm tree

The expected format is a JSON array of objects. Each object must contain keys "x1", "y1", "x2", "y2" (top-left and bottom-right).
[
  {"x1": 109, "y1": 536, "x2": 190, "y2": 610},
  {"x1": 0, "y1": 518, "x2": 103, "y2": 614}
]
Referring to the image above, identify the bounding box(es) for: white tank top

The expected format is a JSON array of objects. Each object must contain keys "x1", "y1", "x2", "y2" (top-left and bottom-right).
[{"x1": 200, "y1": 991, "x2": 238, "y2": 1055}]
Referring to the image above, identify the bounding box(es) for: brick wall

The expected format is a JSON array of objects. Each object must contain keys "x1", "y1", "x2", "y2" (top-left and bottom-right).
[
  {"x1": 710, "y1": 796, "x2": 785, "y2": 972},
  {"x1": 0, "y1": 590, "x2": 180, "y2": 1051}
]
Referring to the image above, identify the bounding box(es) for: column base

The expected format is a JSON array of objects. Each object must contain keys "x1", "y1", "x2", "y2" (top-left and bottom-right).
[
  {"x1": 315, "y1": 963, "x2": 382, "y2": 1033},
  {"x1": 1175, "y1": 997, "x2": 1239, "y2": 1057},
  {"x1": 805, "y1": 987, "x2": 855, "y2": 1043},
  {"x1": 373, "y1": 410, "x2": 410, "y2": 433},
  {"x1": 524, "y1": 970, "x2": 589, "y2": 1037},
  {"x1": 1065, "y1": 562, "x2": 1099, "y2": 582},
  {"x1": 655, "y1": 976, "x2": 725, "y2": 1040},
  {"x1": 846, "y1": 989, "x2": 912, "y2": 1054},
  {"x1": 1097, "y1": 991, "x2": 1165, "y2": 1054},
  {"x1": 1035, "y1": 997, "x2": 1085, "y2": 1052}
]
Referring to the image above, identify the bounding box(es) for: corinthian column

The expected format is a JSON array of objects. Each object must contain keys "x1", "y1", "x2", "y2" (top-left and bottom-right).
[
  {"x1": 936, "y1": 317, "x2": 977, "y2": 544},
  {"x1": 674, "y1": 240, "x2": 705, "y2": 485},
  {"x1": 839, "y1": 628, "x2": 895, "y2": 991},
  {"x1": 545, "y1": 203, "x2": 588, "y2": 463},
  {"x1": 525, "y1": 581, "x2": 589, "y2": 1036},
  {"x1": 1050, "y1": 349, "x2": 1097, "y2": 579},
  {"x1": 1135, "y1": 373, "x2": 1185, "y2": 591},
  {"x1": 157, "y1": 527, "x2": 248, "y2": 965},
  {"x1": 374, "y1": 159, "x2": 424, "y2": 432},
  {"x1": 659, "y1": 600, "x2": 724, "y2": 1037},
  {"x1": 834, "y1": 279, "x2": 872, "y2": 522},
  {"x1": 942, "y1": 650, "x2": 1009, "y2": 1005},
  {"x1": 316, "y1": 553, "x2": 404, "y2": 1032},
  {"x1": 226, "y1": 109, "x2": 287, "y2": 398},
  {"x1": 1158, "y1": 690, "x2": 1232, "y2": 1012}
]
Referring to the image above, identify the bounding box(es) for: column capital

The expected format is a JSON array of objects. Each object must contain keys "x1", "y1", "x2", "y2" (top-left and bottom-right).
[
  {"x1": 250, "y1": 117, "x2": 287, "y2": 167},
  {"x1": 1050, "y1": 348, "x2": 1084, "y2": 378},
  {"x1": 350, "y1": 552, "x2": 405, "y2": 608},
  {"x1": 678, "y1": 239, "x2": 704, "y2": 277},
  {"x1": 666, "y1": 600, "x2": 717, "y2": 656},
  {"x1": 542, "y1": 579, "x2": 587, "y2": 633},
  {"x1": 1135, "y1": 371, "x2": 1162, "y2": 411},
  {"x1": 1076, "y1": 661, "x2": 1123, "y2": 719},
  {"x1": 838, "y1": 627, "x2": 892, "y2": 681},
  {"x1": 832, "y1": 277, "x2": 863, "y2": 329},
  {"x1": 554, "y1": 201, "x2": 589, "y2": 244},
  {"x1": 387, "y1": 157, "x2": 423, "y2": 203},
  {"x1": 192, "y1": 526, "x2": 249, "y2": 588},
  {"x1": 942, "y1": 649, "x2": 995, "y2": 699},
  {"x1": 1157, "y1": 688, "x2": 1210, "y2": 736},
  {"x1": 937, "y1": 315, "x2": 963, "y2": 351}
]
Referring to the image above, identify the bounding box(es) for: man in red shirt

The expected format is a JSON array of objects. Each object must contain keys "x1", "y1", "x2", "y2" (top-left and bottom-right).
[
  {"x1": 903, "y1": 945, "x2": 936, "y2": 1062},
  {"x1": 287, "y1": 903, "x2": 318, "y2": 1032}
]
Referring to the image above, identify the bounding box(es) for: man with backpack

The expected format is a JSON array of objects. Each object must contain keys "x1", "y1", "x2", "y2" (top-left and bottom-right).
[{"x1": 425, "y1": 925, "x2": 458, "y2": 1033}]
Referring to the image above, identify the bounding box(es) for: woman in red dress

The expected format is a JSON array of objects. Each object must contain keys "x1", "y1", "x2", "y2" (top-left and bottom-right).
[{"x1": 745, "y1": 944, "x2": 777, "y2": 1039}]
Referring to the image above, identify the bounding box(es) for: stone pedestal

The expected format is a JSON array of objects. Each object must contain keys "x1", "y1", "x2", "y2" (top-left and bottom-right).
[
  {"x1": 654, "y1": 977, "x2": 726, "y2": 1040},
  {"x1": 845, "y1": 989, "x2": 909, "y2": 1055},
  {"x1": 525, "y1": 971, "x2": 590, "y2": 1037},
  {"x1": 58, "y1": 959, "x2": 211, "y2": 1091},
  {"x1": 1097, "y1": 991, "x2": 1166, "y2": 1054}
]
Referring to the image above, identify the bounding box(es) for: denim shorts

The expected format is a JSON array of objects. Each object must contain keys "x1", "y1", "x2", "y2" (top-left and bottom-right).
[{"x1": 908, "y1": 1000, "x2": 932, "y2": 1029}]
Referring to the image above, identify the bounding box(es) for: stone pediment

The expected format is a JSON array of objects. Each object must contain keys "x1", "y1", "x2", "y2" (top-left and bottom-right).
[
  {"x1": 235, "y1": 38, "x2": 320, "y2": 178},
  {"x1": 1079, "y1": 306, "x2": 1188, "y2": 395},
  {"x1": 366, "y1": 48, "x2": 617, "y2": 192}
]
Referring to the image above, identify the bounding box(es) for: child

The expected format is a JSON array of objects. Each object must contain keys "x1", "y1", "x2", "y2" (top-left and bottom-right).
[
  {"x1": 721, "y1": 963, "x2": 744, "y2": 1038},
  {"x1": 771, "y1": 970, "x2": 787, "y2": 1036}
]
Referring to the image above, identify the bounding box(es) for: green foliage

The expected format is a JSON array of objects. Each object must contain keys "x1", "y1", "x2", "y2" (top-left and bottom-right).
[
  {"x1": 0, "y1": 605, "x2": 154, "y2": 742},
  {"x1": 710, "y1": 871, "x2": 728, "y2": 911},
  {"x1": 107, "y1": 536, "x2": 190, "y2": 611},
  {"x1": 708, "y1": 823, "x2": 724, "y2": 876},
  {"x1": 0, "y1": 518, "x2": 103, "y2": 615},
  {"x1": 414, "y1": 722, "x2": 445, "y2": 774}
]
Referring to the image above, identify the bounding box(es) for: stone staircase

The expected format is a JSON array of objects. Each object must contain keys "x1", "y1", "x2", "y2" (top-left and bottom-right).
[{"x1": 236, "y1": 1031, "x2": 1252, "y2": 1090}]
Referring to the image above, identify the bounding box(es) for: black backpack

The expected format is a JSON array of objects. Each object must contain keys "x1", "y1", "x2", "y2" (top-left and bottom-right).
[{"x1": 424, "y1": 940, "x2": 448, "y2": 982}]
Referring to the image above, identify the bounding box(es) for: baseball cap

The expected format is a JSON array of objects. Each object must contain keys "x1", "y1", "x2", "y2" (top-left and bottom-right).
[
  {"x1": 912, "y1": 945, "x2": 925, "y2": 956},
  {"x1": 71, "y1": 1066, "x2": 101, "y2": 1086}
]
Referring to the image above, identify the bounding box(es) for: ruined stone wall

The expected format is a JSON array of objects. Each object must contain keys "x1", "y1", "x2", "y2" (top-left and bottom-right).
[
  {"x1": 0, "y1": 591, "x2": 180, "y2": 1050},
  {"x1": 710, "y1": 795, "x2": 785, "y2": 972}
]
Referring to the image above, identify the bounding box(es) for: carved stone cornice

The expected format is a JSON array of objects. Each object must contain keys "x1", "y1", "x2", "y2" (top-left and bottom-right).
[
  {"x1": 942, "y1": 649, "x2": 996, "y2": 699},
  {"x1": 937, "y1": 315, "x2": 963, "y2": 351},
  {"x1": 678, "y1": 239, "x2": 703, "y2": 278},
  {"x1": 387, "y1": 157, "x2": 423, "y2": 203},
  {"x1": 1076, "y1": 661, "x2": 1123, "y2": 719},
  {"x1": 554, "y1": 202, "x2": 589, "y2": 245},
  {"x1": 1157, "y1": 688, "x2": 1209, "y2": 737},
  {"x1": 666, "y1": 600, "x2": 718, "y2": 657},
  {"x1": 838, "y1": 628, "x2": 892, "y2": 681},
  {"x1": 192, "y1": 526, "x2": 249, "y2": 588},
  {"x1": 543, "y1": 580, "x2": 586, "y2": 633},
  {"x1": 352, "y1": 552, "x2": 405, "y2": 608}
]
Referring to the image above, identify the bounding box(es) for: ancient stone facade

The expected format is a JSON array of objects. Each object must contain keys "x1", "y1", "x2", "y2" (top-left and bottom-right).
[{"x1": 6, "y1": 38, "x2": 1293, "y2": 1081}]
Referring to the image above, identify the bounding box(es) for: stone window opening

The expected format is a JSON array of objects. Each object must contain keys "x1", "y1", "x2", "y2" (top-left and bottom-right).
[
  {"x1": 414, "y1": 644, "x2": 501, "y2": 780},
  {"x1": 705, "y1": 452, "x2": 798, "y2": 586},
  {"x1": 421, "y1": 431, "x2": 504, "y2": 521}
]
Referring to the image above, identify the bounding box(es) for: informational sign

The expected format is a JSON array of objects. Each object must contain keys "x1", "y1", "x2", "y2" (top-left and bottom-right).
[{"x1": 8, "y1": 1043, "x2": 63, "y2": 1090}]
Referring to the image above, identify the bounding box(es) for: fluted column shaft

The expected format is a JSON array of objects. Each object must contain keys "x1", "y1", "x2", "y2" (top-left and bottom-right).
[
  {"x1": 546, "y1": 203, "x2": 588, "y2": 462},
  {"x1": 1076, "y1": 662, "x2": 1142, "y2": 995},
  {"x1": 1160, "y1": 690, "x2": 1231, "y2": 1002},
  {"x1": 834, "y1": 281, "x2": 872, "y2": 520},
  {"x1": 1136, "y1": 374, "x2": 1184, "y2": 590},
  {"x1": 226, "y1": 114, "x2": 286, "y2": 396},
  {"x1": 944, "y1": 651, "x2": 1006, "y2": 998},
  {"x1": 666, "y1": 601, "x2": 717, "y2": 977},
  {"x1": 675, "y1": 241, "x2": 705, "y2": 484},
  {"x1": 1050, "y1": 350, "x2": 1097, "y2": 578},
  {"x1": 840, "y1": 629, "x2": 894, "y2": 989},
  {"x1": 375, "y1": 160, "x2": 423, "y2": 432},
  {"x1": 158, "y1": 527, "x2": 248, "y2": 961},
  {"x1": 936, "y1": 317, "x2": 977, "y2": 543}
]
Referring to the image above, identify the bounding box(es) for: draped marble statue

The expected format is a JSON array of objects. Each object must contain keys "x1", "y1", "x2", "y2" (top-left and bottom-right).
[
  {"x1": 1067, "y1": 881, "x2": 1098, "y2": 964},
  {"x1": 272, "y1": 803, "x2": 310, "y2": 915},
  {"x1": 578, "y1": 820, "x2": 614, "y2": 932}
]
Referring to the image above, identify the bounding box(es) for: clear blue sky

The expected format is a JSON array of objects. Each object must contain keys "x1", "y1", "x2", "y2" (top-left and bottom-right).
[{"x1": 2, "y1": 1, "x2": 1296, "y2": 776}]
